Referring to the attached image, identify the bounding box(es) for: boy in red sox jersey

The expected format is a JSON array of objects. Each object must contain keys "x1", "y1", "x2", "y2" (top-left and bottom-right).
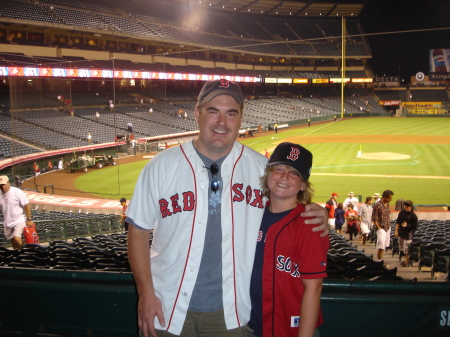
[{"x1": 248, "y1": 142, "x2": 329, "y2": 337}]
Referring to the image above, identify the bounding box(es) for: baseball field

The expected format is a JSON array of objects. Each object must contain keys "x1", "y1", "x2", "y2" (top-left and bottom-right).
[{"x1": 71, "y1": 117, "x2": 449, "y2": 206}]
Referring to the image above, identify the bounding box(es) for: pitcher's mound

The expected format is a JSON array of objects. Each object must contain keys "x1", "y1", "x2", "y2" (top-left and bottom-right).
[{"x1": 358, "y1": 152, "x2": 411, "y2": 160}]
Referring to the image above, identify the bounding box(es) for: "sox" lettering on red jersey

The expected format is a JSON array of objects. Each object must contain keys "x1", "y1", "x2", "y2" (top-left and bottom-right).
[{"x1": 276, "y1": 255, "x2": 301, "y2": 278}]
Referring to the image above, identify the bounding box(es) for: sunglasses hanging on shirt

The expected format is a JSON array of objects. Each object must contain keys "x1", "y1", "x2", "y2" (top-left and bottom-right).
[{"x1": 205, "y1": 163, "x2": 219, "y2": 192}]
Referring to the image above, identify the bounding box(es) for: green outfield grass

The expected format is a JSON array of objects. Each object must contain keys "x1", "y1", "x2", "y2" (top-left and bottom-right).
[{"x1": 75, "y1": 117, "x2": 450, "y2": 205}]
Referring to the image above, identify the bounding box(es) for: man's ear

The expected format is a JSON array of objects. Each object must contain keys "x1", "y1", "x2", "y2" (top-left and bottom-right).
[{"x1": 194, "y1": 107, "x2": 200, "y2": 122}]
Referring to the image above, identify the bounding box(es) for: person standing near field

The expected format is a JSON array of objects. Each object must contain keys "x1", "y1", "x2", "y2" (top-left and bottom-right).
[
  {"x1": 358, "y1": 196, "x2": 373, "y2": 246},
  {"x1": 325, "y1": 192, "x2": 339, "y2": 228},
  {"x1": 125, "y1": 79, "x2": 329, "y2": 337},
  {"x1": 395, "y1": 200, "x2": 418, "y2": 267},
  {"x1": 372, "y1": 189, "x2": 394, "y2": 262},
  {"x1": 0, "y1": 175, "x2": 34, "y2": 249}
]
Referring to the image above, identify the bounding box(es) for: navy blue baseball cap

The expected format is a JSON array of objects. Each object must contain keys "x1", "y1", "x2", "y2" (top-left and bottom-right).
[
  {"x1": 198, "y1": 79, "x2": 244, "y2": 105},
  {"x1": 267, "y1": 142, "x2": 313, "y2": 182}
]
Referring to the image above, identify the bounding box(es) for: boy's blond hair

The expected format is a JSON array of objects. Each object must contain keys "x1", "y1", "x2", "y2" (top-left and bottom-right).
[{"x1": 260, "y1": 165, "x2": 314, "y2": 205}]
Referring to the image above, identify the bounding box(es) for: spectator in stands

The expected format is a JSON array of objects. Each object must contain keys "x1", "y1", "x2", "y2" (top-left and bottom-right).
[
  {"x1": 87, "y1": 133, "x2": 92, "y2": 143},
  {"x1": 33, "y1": 162, "x2": 40, "y2": 176},
  {"x1": 248, "y1": 142, "x2": 329, "y2": 337},
  {"x1": 395, "y1": 200, "x2": 418, "y2": 267},
  {"x1": 325, "y1": 192, "x2": 339, "y2": 228},
  {"x1": 334, "y1": 202, "x2": 345, "y2": 236},
  {"x1": 95, "y1": 111, "x2": 100, "y2": 120},
  {"x1": 149, "y1": 108, "x2": 153, "y2": 114},
  {"x1": 343, "y1": 191, "x2": 359, "y2": 211},
  {"x1": 372, "y1": 189, "x2": 394, "y2": 262},
  {"x1": 127, "y1": 122, "x2": 133, "y2": 133},
  {"x1": 345, "y1": 203, "x2": 359, "y2": 241},
  {"x1": 0, "y1": 175, "x2": 34, "y2": 250},
  {"x1": 125, "y1": 79, "x2": 328, "y2": 337},
  {"x1": 358, "y1": 196, "x2": 373, "y2": 246}
]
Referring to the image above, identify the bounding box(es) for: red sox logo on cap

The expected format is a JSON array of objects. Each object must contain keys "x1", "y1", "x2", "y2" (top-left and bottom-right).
[
  {"x1": 287, "y1": 147, "x2": 300, "y2": 161},
  {"x1": 219, "y1": 79, "x2": 231, "y2": 88}
]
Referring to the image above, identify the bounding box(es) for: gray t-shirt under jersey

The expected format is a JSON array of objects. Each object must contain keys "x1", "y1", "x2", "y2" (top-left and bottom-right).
[{"x1": 188, "y1": 151, "x2": 225, "y2": 312}]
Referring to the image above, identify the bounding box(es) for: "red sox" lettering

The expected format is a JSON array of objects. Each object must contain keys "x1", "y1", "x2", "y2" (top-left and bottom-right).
[{"x1": 159, "y1": 184, "x2": 264, "y2": 218}]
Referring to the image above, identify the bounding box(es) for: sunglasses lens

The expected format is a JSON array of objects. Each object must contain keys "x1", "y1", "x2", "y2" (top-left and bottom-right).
[
  {"x1": 210, "y1": 163, "x2": 219, "y2": 175},
  {"x1": 211, "y1": 179, "x2": 219, "y2": 192}
]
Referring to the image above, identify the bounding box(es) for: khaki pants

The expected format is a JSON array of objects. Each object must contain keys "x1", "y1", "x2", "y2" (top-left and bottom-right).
[
  {"x1": 141, "y1": 308, "x2": 246, "y2": 337},
  {"x1": 244, "y1": 326, "x2": 320, "y2": 337}
]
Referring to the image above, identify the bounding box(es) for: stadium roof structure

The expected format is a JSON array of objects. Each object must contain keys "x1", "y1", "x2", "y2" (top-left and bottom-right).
[{"x1": 175, "y1": 0, "x2": 364, "y2": 17}]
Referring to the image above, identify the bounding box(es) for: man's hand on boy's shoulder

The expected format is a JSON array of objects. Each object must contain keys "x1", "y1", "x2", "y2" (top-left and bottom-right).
[{"x1": 302, "y1": 203, "x2": 329, "y2": 237}]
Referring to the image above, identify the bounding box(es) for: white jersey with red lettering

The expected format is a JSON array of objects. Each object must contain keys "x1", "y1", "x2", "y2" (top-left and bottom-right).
[{"x1": 126, "y1": 139, "x2": 268, "y2": 335}]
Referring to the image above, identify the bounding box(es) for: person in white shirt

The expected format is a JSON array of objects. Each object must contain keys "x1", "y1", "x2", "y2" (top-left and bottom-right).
[
  {"x1": 0, "y1": 175, "x2": 34, "y2": 249},
  {"x1": 358, "y1": 196, "x2": 373, "y2": 245},
  {"x1": 373, "y1": 193, "x2": 381, "y2": 203},
  {"x1": 343, "y1": 191, "x2": 359, "y2": 211}
]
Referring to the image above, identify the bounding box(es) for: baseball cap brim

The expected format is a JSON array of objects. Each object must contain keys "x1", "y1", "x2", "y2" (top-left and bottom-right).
[{"x1": 266, "y1": 161, "x2": 308, "y2": 182}]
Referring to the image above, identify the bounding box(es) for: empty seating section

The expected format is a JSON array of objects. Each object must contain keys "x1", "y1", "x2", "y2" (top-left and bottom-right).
[
  {"x1": 375, "y1": 89, "x2": 408, "y2": 101},
  {"x1": 0, "y1": 237, "x2": 131, "y2": 271},
  {"x1": 262, "y1": 20, "x2": 300, "y2": 41},
  {"x1": 0, "y1": 1, "x2": 369, "y2": 58},
  {"x1": 404, "y1": 220, "x2": 450, "y2": 280},
  {"x1": 327, "y1": 230, "x2": 400, "y2": 280},
  {"x1": 0, "y1": 135, "x2": 42, "y2": 159},
  {"x1": 0, "y1": 90, "x2": 389, "y2": 153},
  {"x1": 75, "y1": 107, "x2": 181, "y2": 137},
  {"x1": 1, "y1": 0, "x2": 58, "y2": 24},
  {"x1": 53, "y1": 7, "x2": 104, "y2": 29},
  {"x1": 313, "y1": 44, "x2": 341, "y2": 56},
  {"x1": 229, "y1": 18, "x2": 274, "y2": 40},
  {"x1": 122, "y1": 104, "x2": 198, "y2": 131},
  {"x1": 8, "y1": 114, "x2": 90, "y2": 150},
  {"x1": 0, "y1": 209, "x2": 122, "y2": 245},
  {"x1": 290, "y1": 43, "x2": 318, "y2": 56},
  {"x1": 410, "y1": 89, "x2": 449, "y2": 102}
]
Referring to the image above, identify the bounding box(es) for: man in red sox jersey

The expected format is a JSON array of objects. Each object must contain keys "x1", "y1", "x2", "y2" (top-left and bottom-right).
[
  {"x1": 126, "y1": 80, "x2": 328, "y2": 337},
  {"x1": 248, "y1": 143, "x2": 329, "y2": 337}
]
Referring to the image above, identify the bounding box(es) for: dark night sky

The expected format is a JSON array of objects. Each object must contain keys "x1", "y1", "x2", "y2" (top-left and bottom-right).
[{"x1": 359, "y1": 0, "x2": 450, "y2": 80}]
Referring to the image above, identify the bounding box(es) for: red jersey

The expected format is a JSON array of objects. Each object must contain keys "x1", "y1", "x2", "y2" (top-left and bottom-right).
[
  {"x1": 345, "y1": 209, "x2": 358, "y2": 226},
  {"x1": 262, "y1": 204, "x2": 329, "y2": 337}
]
